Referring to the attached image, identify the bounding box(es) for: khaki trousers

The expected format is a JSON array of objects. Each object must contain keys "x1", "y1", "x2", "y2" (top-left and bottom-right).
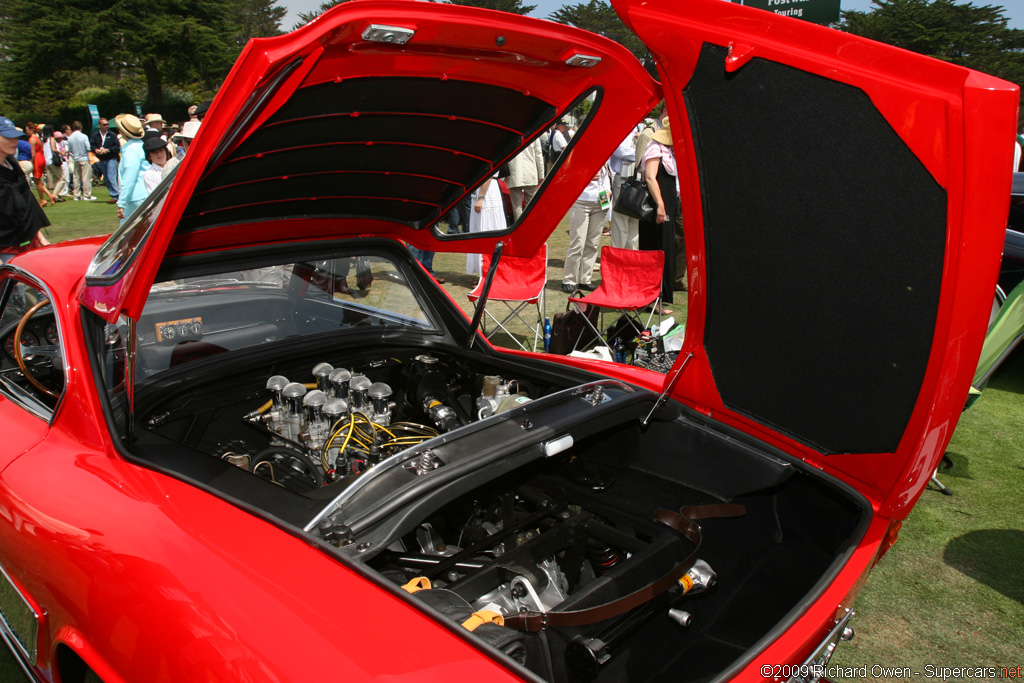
[
  {"x1": 563, "y1": 199, "x2": 606, "y2": 287},
  {"x1": 45, "y1": 164, "x2": 66, "y2": 196},
  {"x1": 72, "y1": 159, "x2": 92, "y2": 198}
]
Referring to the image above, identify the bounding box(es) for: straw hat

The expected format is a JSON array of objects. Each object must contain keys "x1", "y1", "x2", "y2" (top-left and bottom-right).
[
  {"x1": 115, "y1": 114, "x2": 144, "y2": 139},
  {"x1": 651, "y1": 119, "x2": 673, "y2": 146},
  {"x1": 172, "y1": 120, "x2": 201, "y2": 141},
  {"x1": 144, "y1": 113, "x2": 166, "y2": 128}
]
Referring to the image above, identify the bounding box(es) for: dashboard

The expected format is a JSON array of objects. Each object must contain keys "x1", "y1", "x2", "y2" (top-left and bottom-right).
[{"x1": 1, "y1": 310, "x2": 57, "y2": 367}]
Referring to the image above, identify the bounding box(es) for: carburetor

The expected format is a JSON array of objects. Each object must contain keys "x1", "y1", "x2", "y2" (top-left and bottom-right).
[{"x1": 253, "y1": 362, "x2": 396, "y2": 456}]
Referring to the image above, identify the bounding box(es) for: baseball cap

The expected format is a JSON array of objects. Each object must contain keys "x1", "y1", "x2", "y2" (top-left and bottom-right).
[{"x1": 0, "y1": 117, "x2": 22, "y2": 139}]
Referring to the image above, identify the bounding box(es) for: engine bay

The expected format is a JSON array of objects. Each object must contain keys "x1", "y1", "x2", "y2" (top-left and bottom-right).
[
  {"x1": 132, "y1": 348, "x2": 866, "y2": 683},
  {"x1": 131, "y1": 333, "x2": 868, "y2": 683}
]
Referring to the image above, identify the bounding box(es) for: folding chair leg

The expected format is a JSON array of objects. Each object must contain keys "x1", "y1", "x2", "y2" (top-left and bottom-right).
[{"x1": 639, "y1": 296, "x2": 662, "y2": 332}]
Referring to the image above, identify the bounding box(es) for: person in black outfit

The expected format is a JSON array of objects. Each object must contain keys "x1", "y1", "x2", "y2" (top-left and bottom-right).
[
  {"x1": 0, "y1": 117, "x2": 50, "y2": 262},
  {"x1": 91, "y1": 117, "x2": 121, "y2": 204},
  {"x1": 638, "y1": 121, "x2": 678, "y2": 313}
]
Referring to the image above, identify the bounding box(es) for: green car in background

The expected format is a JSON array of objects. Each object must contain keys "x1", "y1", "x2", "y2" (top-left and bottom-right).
[
  {"x1": 976, "y1": 171, "x2": 1024, "y2": 404},
  {"x1": 969, "y1": 279, "x2": 1024, "y2": 409}
]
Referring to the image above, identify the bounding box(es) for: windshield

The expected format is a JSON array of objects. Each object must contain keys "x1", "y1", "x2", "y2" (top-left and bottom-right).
[{"x1": 134, "y1": 252, "x2": 436, "y2": 379}]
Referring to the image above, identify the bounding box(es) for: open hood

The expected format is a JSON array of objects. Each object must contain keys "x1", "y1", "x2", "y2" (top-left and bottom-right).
[
  {"x1": 79, "y1": 0, "x2": 1017, "y2": 515},
  {"x1": 616, "y1": 0, "x2": 1017, "y2": 515},
  {"x1": 80, "y1": 0, "x2": 657, "y2": 321}
]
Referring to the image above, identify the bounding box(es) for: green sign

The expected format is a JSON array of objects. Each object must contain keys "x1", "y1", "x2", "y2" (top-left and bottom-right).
[
  {"x1": 87, "y1": 104, "x2": 100, "y2": 130},
  {"x1": 739, "y1": 0, "x2": 841, "y2": 25}
]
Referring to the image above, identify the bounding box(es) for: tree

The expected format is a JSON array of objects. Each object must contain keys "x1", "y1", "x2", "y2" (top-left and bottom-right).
[
  {"x1": 233, "y1": 0, "x2": 288, "y2": 46},
  {"x1": 457, "y1": 0, "x2": 536, "y2": 14},
  {"x1": 548, "y1": 0, "x2": 655, "y2": 76},
  {"x1": 101, "y1": 0, "x2": 239, "y2": 112},
  {"x1": 838, "y1": 0, "x2": 1024, "y2": 99},
  {"x1": 0, "y1": 0, "x2": 246, "y2": 114},
  {"x1": 295, "y1": 0, "x2": 350, "y2": 29},
  {"x1": 294, "y1": 0, "x2": 533, "y2": 31},
  {"x1": 0, "y1": 0, "x2": 92, "y2": 112}
]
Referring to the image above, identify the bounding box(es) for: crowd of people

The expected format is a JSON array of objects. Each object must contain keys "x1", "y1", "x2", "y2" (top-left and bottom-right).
[
  {"x1": 6, "y1": 100, "x2": 684, "y2": 308},
  {"x1": 0, "y1": 105, "x2": 205, "y2": 236}
]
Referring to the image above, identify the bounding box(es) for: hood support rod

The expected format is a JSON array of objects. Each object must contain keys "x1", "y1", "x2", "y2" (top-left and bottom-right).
[
  {"x1": 466, "y1": 241, "x2": 504, "y2": 349},
  {"x1": 125, "y1": 316, "x2": 138, "y2": 442},
  {"x1": 642, "y1": 351, "x2": 693, "y2": 426}
]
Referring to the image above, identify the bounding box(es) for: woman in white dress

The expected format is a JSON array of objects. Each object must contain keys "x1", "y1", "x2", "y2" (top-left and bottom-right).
[{"x1": 466, "y1": 173, "x2": 506, "y2": 275}]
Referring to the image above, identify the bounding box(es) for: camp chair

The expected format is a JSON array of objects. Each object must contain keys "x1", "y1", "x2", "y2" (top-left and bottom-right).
[
  {"x1": 467, "y1": 244, "x2": 547, "y2": 352},
  {"x1": 567, "y1": 246, "x2": 664, "y2": 353}
]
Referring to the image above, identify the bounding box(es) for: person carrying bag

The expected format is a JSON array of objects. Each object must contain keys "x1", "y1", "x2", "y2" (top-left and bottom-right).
[{"x1": 612, "y1": 161, "x2": 656, "y2": 223}]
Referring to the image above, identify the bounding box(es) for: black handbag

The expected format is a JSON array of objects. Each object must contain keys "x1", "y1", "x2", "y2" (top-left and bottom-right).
[{"x1": 612, "y1": 163, "x2": 655, "y2": 222}]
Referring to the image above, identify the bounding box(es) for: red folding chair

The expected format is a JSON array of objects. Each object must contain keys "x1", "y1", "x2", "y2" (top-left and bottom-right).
[
  {"x1": 567, "y1": 246, "x2": 664, "y2": 352},
  {"x1": 467, "y1": 244, "x2": 547, "y2": 352}
]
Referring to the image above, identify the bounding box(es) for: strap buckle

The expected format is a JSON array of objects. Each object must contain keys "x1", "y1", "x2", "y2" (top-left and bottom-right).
[
  {"x1": 462, "y1": 610, "x2": 504, "y2": 632},
  {"x1": 401, "y1": 576, "x2": 431, "y2": 594}
]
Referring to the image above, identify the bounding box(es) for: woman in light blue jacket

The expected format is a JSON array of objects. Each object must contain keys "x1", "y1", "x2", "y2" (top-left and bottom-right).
[{"x1": 114, "y1": 114, "x2": 149, "y2": 225}]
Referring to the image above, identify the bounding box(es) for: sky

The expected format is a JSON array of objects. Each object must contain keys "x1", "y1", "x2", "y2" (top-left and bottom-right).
[{"x1": 277, "y1": 0, "x2": 1024, "y2": 32}]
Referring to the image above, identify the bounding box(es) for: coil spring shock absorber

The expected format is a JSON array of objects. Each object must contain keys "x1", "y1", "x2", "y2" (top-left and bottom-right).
[{"x1": 587, "y1": 539, "x2": 621, "y2": 574}]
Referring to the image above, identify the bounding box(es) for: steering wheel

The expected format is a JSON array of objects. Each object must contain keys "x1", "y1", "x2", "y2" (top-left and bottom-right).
[{"x1": 13, "y1": 299, "x2": 61, "y2": 399}]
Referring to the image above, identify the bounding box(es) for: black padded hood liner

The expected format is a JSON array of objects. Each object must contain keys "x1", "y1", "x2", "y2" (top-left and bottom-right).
[
  {"x1": 178, "y1": 76, "x2": 556, "y2": 233},
  {"x1": 685, "y1": 44, "x2": 946, "y2": 455}
]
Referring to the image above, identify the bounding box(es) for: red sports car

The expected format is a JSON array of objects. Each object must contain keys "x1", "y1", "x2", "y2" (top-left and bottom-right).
[{"x1": 0, "y1": 1, "x2": 1016, "y2": 681}]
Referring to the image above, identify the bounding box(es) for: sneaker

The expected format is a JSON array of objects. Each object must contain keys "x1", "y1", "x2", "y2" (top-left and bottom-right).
[
  {"x1": 579, "y1": 282, "x2": 598, "y2": 291},
  {"x1": 84, "y1": 196, "x2": 97, "y2": 201},
  {"x1": 560, "y1": 283, "x2": 576, "y2": 294},
  {"x1": 74, "y1": 197, "x2": 82, "y2": 201}
]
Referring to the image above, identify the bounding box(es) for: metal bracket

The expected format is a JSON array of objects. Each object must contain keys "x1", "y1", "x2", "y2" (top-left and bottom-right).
[
  {"x1": 566, "y1": 54, "x2": 602, "y2": 68},
  {"x1": 362, "y1": 24, "x2": 415, "y2": 45}
]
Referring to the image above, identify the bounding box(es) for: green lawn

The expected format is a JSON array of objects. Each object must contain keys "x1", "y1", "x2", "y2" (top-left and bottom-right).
[
  {"x1": 2, "y1": 205, "x2": 1019, "y2": 680},
  {"x1": 39, "y1": 184, "x2": 123, "y2": 243}
]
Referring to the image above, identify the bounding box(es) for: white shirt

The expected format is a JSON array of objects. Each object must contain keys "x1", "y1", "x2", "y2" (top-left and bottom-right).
[
  {"x1": 67, "y1": 131, "x2": 90, "y2": 161},
  {"x1": 577, "y1": 166, "x2": 611, "y2": 204},
  {"x1": 143, "y1": 163, "x2": 165, "y2": 193},
  {"x1": 609, "y1": 131, "x2": 637, "y2": 176},
  {"x1": 552, "y1": 129, "x2": 568, "y2": 153}
]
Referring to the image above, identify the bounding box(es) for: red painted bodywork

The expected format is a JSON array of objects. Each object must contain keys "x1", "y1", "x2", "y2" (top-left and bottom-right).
[{"x1": 0, "y1": 0, "x2": 1016, "y2": 681}]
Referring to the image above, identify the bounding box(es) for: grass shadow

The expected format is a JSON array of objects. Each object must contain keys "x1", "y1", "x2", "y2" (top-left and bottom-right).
[
  {"x1": 943, "y1": 529, "x2": 1024, "y2": 607},
  {"x1": 935, "y1": 451, "x2": 972, "y2": 480}
]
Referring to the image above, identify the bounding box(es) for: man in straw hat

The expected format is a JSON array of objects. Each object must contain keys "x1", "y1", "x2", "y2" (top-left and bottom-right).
[
  {"x1": 172, "y1": 120, "x2": 200, "y2": 154},
  {"x1": 115, "y1": 114, "x2": 147, "y2": 224},
  {"x1": 144, "y1": 113, "x2": 166, "y2": 135}
]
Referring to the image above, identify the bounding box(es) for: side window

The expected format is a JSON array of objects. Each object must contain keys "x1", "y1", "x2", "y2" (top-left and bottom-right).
[{"x1": 0, "y1": 275, "x2": 65, "y2": 414}]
